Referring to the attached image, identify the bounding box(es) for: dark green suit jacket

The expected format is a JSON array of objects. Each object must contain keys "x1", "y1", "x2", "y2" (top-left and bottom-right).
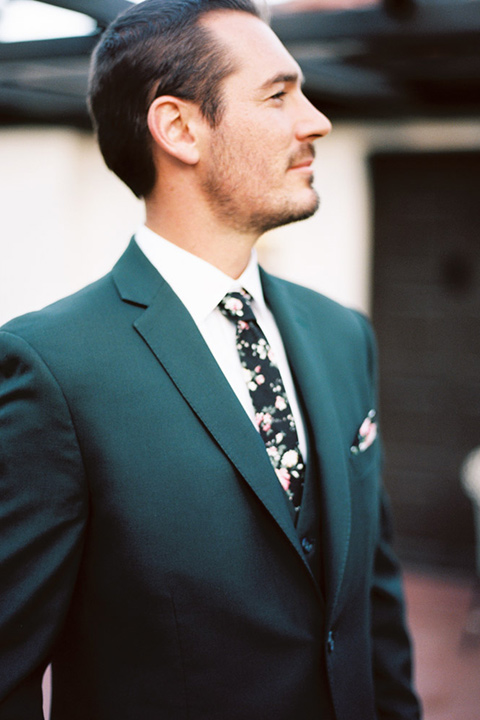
[{"x1": 0, "y1": 240, "x2": 420, "y2": 719}]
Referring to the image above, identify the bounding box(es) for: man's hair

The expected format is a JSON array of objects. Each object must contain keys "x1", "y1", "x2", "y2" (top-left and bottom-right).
[{"x1": 88, "y1": 0, "x2": 262, "y2": 198}]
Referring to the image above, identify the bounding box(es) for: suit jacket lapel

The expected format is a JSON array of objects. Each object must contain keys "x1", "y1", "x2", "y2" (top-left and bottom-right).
[
  {"x1": 112, "y1": 242, "x2": 315, "y2": 585},
  {"x1": 261, "y1": 269, "x2": 352, "y2": 623}
]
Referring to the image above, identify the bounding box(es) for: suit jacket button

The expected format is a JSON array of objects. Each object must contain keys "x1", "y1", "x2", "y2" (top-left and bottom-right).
[
  {"x1": 327, "y1": 631, "x2": 335, "y2": 653},
  {"x1": 301, "y1": 536, "x2": 314, "y2": 554}
]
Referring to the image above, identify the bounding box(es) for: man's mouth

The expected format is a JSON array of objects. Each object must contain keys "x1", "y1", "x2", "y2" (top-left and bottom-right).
[
  {"x1": 288, "y1": 147, "x2": 316, "y2": 171},
  {"x1": 289, "y1": 159, "x2": 314, "y2": 170}
]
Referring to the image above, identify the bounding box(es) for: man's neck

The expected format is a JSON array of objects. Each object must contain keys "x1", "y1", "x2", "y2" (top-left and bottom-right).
[{"x1": 144, "y1": 201, "x2": 259, "y2": 280}]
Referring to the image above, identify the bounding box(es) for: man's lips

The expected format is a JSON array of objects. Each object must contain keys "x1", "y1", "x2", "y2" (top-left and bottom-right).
[
  {"x1": 289, "y1": 159, "x2": 313, "y2": 170},
  {"x1": 288, "y1": 151, "x2": 315, "y2": 171}
]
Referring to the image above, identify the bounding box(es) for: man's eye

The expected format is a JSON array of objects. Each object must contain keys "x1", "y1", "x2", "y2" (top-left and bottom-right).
[{"x1": 270, "y1": 91, "x2": 286, "y2": 101}]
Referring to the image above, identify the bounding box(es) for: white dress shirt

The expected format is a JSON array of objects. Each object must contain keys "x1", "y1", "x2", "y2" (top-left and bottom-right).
[{"x1": 135, "y1": 225, "x2": 307, "y2": 460}]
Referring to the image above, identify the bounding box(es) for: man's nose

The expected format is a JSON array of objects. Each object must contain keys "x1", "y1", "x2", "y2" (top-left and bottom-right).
[{"x1": 296, "y1": 96, "x2": 332, "y2": 141}]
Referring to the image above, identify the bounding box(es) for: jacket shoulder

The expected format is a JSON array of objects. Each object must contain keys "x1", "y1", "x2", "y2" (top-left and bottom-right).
[
  {"x1": 262, "y1": 270, "x2": 373, "y2": 343},
  {"x1": 1, "y1": 273, "x2": 115, "y2": 340}
]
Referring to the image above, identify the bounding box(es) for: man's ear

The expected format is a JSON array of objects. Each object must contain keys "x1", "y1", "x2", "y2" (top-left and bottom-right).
[{"x1": 147, "y1": 96, "x2": 202, "y2": 165}]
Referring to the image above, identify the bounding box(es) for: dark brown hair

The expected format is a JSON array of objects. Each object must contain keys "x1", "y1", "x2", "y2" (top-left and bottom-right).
[{"x1": 88, "y1": 0, "x2": 262, "y2": 198}]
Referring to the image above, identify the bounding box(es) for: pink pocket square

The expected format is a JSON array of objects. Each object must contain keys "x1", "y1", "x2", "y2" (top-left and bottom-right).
[{"x1": 350, "y1": 409, "x2": 377, "y2": 455}]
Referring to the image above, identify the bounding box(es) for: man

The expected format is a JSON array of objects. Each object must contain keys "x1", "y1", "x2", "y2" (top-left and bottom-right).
[{"x1": 0, "y1": 1, "x2": 421, "y2": 718}]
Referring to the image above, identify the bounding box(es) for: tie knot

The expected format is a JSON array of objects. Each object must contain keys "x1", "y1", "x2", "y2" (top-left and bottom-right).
[{"x1": 218, "y1": 290, "x2": 256, "y2": 323}]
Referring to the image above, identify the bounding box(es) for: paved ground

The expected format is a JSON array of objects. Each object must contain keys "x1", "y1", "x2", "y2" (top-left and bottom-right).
[{"x1": 404, "y1": 569, "x2": 480, "y2": 720}]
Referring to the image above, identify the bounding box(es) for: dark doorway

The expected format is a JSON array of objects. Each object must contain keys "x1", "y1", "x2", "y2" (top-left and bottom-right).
[{"x1": 370, "y1": 150, "x2": 480, "y2": 570}]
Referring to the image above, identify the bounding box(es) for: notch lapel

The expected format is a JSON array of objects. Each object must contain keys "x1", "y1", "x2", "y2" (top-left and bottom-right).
[
  {"x1": 112, "y1": 242, "x2": 317, "y2": 586},
  {"x1": 261, "y1": 270, "x2": 352, "y2": 624}
]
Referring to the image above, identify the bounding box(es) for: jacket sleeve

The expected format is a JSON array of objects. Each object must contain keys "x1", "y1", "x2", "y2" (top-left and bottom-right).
[
  {"x1": 371, "y1": 490, "x2": 422, "y2": 720},
  {"x1": 0, "y1": 330, "x2": 87, "y2": 718},
  {"x1": 357, "y1": 313, "x2": 422, "y2": 720}
]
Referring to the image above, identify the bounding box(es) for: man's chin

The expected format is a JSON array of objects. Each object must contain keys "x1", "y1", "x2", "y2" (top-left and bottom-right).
[
  {"x1": 256, "y1": 205, "x2": 318, "y2": 235},
  {"x1": 245, "y1": 188, "x2": 320, "y2": 235},
  {"x1": 275, "y1": 191, "x2": 320, "y2": 228}
]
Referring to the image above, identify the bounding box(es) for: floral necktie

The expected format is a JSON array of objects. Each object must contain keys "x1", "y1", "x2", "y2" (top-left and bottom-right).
[{"x1": 219, "y1": 289, "x2": 305, "y2": 513}]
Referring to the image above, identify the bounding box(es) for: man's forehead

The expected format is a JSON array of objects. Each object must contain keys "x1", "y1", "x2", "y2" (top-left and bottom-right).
[{"x1": 200, "y1": 9, "x2": 300, "y2": 83}]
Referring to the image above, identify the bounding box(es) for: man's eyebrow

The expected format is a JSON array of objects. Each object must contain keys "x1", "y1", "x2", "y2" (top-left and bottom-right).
[{"x1": 258, "y1": 72, "x2": 305, "y2": 91}]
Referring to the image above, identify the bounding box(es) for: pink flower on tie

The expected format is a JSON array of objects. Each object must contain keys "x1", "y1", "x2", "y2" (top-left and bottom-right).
[
  {"x1": 224, "y1": 297, "x2": 244, "y2": 315},
  {"x1": 260, "y1": 413, "x2": 272, "y2": 433},
  {"x1": 255, "y1": 412, "x2": 272, "y2": 432},
  {"x1": 255, "y1": 374, "x2": 265, "y2": 385},
  {"x1": 275, "y1": 467, "x2": 291, "y2": 491},
  {"x1": 275, "y1": 396, "x2": 287, "y2": 411}
]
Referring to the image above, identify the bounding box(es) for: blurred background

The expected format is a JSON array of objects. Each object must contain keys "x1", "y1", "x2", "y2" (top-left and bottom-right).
[{"x1": 1, "y1": 1, "x2": 479, "y2": 717}]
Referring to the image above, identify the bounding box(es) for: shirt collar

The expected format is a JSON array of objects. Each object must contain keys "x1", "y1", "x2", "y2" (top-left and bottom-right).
[{"x1": 134, "y1": 225, "x2": 266, "y2": 325}]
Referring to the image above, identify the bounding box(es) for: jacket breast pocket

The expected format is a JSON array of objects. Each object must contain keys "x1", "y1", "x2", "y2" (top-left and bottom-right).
[{"x1": 348, "y1": 441, "x2": 380, "y2": 484}]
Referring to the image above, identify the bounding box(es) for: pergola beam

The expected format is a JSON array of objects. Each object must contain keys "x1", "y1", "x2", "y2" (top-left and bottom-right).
[
  {"x1": 38, "y1": 0, "x2": 131, "y2": 28},
  {"x1": 272, "y1": 1, "x2": 480, "y2": 43}
]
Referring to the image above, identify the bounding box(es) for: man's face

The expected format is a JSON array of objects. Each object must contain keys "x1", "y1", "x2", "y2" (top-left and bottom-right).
[{"x1": 198, "y1": 11, "x2": 332, "y2": 236}]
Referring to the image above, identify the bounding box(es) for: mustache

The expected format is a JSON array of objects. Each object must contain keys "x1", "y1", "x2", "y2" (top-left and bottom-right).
[{"x1": 288, "y1": 145, "x2": 316, "y2": 169}]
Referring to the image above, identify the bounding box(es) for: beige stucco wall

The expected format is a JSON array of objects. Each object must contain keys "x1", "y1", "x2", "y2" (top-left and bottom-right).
[{"x1": 0, "y1": 127, "x2": 143, "y2": 325}]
